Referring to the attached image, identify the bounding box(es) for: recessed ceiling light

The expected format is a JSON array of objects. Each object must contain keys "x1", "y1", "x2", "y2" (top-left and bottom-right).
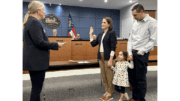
[
  {"x1": 79, "y1": 0, "x2": 83, "y2": 1},
  {"x1": 129, "y1": 0, "x2": 132, "y2": 3},
  {"x1": 104, "y1": 0, "x2": 108, "y2": 3}
]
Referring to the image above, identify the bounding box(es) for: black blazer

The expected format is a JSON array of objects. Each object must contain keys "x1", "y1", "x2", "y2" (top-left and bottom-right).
[
  {"x1": 91, "y1": 30, "x2": 117, "y2": 60},
  {"x1": 23, "y1": 16, "x2": 59, "y2": 71}
]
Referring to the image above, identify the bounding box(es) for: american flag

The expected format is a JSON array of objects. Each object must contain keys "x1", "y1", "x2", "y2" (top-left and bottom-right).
[{"x1": 68, "y1": 11, "x2": 76, "y2": 39}]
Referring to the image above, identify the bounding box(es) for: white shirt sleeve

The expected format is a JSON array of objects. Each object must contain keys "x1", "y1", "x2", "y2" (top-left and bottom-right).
[
  {"x1": 138, "y1": 21, "x2": 157, "y2": 55},
  {"x1": 90, "y1": 38, "x2": 93, "y2": 42},
  {"x1": 127, "y1": 31, "x2": 133, "y2": 56},
  {"x1": 110, "y1": 51, "x2": 115, "y2": 56}
]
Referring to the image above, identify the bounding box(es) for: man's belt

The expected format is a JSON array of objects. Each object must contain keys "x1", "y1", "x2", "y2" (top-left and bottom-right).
[{"x1": 132, "y1": 49, "x2": 139, "y2": 52}]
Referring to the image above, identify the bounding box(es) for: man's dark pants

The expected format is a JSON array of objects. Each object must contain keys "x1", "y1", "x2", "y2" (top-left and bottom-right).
[{"x1": 128, "y1": 51, "x2": 149, "y2": 101}]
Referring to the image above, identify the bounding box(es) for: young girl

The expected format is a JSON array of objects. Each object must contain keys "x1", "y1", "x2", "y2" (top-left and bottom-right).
[{"x1": 110, "y1": 50, "x2": 134, "y2": 101}]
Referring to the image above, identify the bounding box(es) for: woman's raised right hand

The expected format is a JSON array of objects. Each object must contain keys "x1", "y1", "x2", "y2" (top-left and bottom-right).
[{"x1": 89, "y1": 27, "x2": 94, "y2": 34}]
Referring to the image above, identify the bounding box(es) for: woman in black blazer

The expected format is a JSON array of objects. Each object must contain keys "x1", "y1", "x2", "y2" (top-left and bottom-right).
[
  {"x1": 23, "y1": 1, "x2": 63, "y2": 101},
  {"x1": 89, "y1": 17, "x2": 117, "y2": 101}
]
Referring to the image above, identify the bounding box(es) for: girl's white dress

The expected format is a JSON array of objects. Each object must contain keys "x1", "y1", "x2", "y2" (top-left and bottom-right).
[{"x1": 111, "y1": 61, "x2": 134, "y2": 87}]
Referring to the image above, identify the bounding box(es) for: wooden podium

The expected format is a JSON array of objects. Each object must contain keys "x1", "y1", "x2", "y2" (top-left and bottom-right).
[
  {"x1": 48, "y1": 36, "x2": 72, "y2": 61},
  {"x1": 48, "y1": 37, "x2": 157, "y2": 61},
  {"x1": 23, "y1": 37, "x2": 157, "y2": 74}
]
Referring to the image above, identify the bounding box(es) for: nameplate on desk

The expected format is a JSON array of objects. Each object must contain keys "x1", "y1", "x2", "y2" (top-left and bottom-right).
[
  {"x1": 75, "y1": 43, "x2": 82, "y2": 45},
  {"x1": 120, "y1": 43, "x2": 126, "y2": 44},
  {"x1": 56, "y1": 40, "x2": 63, "y2": 42}
]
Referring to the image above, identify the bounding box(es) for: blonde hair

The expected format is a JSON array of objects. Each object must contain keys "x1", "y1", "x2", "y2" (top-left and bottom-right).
[{"x1": 23, "y1": 1, "x2": 44, "y2": 29}]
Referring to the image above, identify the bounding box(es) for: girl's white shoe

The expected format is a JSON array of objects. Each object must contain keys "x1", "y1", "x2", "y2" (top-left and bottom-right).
[{"x1": 124, "y1": 93, "x2": 129, "y2": 100}]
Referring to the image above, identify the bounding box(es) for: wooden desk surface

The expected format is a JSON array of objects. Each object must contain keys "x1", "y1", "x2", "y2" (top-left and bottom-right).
[
  {"x1": 23, "y1": 58, "x2": 157, "y2": 74},
  {"x1": 49, "y1": 60, "x2": 98, "y2": 67}
]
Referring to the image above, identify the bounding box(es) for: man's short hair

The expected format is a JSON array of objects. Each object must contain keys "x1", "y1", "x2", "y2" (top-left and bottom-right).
[
  {"x1": 53, "y1": 29, "x2": 57, "y2": 31},
  {"x1": 132, "y1": 4, "x2": 144, "y2": 13}
]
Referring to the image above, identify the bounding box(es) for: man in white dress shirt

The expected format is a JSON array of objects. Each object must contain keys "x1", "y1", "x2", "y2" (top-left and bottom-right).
[{"x1": 125, "y1": 4, "x2": 157, "y2": 101}]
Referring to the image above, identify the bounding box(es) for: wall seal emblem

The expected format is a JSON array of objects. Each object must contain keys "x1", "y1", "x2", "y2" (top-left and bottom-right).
[{"x1": 42, "y1": 14, "x2": 60, "y2": 29}]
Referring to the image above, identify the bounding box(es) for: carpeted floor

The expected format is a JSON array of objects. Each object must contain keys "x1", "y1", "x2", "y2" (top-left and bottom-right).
[{"x1": 23, "y1": 71, "x2": 157, "y2": 101}]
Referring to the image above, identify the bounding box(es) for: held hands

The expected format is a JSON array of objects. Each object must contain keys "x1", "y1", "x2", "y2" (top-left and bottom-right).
[
  {"x1": 128, "y1": 55, "x2": 133, "y2": 61},
  {"x1": 108, "y1": 59, "x2": 113, "y2": 67}
]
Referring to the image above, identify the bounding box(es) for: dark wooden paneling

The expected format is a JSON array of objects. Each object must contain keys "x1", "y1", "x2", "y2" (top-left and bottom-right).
[
  {"x1": 86, "y1": 41, "x2": 99, "y2": 56},
  {"x1": 23, "y1": 71, "x2": 29, "y2": 74},
  {"x1": 150, "y1": 46, "x2": 157, "y2": 55},
  {"x1": 48, "y1": 37, "x2": 72, "y2": 61},
  {"x1": 145, "y1": 11, "x2": 156, "y2": 19},
  {"x1": 71, "y1": 56, "x2": 86, "y2": 60},
  {"x1": 148, "y1": 62, "x2": 157, "y2": 66},
  {"x1": 149, "y1": 46, "x2": 157, "y2": 60},
  {"x1": 23, "y1": 39, "x2": 157, "y2": 74},
  {"x1": 86, "y1": 55, "x2": 97, "y2": 60},
  {"x1": 71, "y1": 41, "x2": 87, "y2": 56},
  {"x1": 115, "y1": 41, "x2": 128, "y2": 60}
]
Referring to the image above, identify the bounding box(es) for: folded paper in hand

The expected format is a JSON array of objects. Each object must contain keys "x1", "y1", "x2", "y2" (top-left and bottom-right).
[{"x1": 62, "y1": 42, "x2": 67, "y2": 44}]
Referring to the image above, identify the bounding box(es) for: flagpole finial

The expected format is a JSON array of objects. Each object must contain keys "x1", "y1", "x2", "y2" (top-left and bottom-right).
[{"x1": 69, "y1": 10, "x2": 71, "y2": 15}]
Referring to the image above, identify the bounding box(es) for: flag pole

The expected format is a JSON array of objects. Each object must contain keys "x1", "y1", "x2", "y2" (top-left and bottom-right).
[{"x1": 69, "y1": 10, "x2": 71, "y2": 15}]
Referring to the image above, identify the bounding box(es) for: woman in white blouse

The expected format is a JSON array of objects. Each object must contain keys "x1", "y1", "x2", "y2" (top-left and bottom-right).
[{"x1": 89, "y1": 17, "x2": 117, "y2": 101}]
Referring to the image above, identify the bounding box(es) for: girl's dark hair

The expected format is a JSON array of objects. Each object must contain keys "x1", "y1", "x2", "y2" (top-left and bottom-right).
[
  {"x1": 120, "y1": 50, "x2": 128, "y2": 61},
  {"x1": 103, "y1": 17, "x2": 113, "y2": 30}
]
